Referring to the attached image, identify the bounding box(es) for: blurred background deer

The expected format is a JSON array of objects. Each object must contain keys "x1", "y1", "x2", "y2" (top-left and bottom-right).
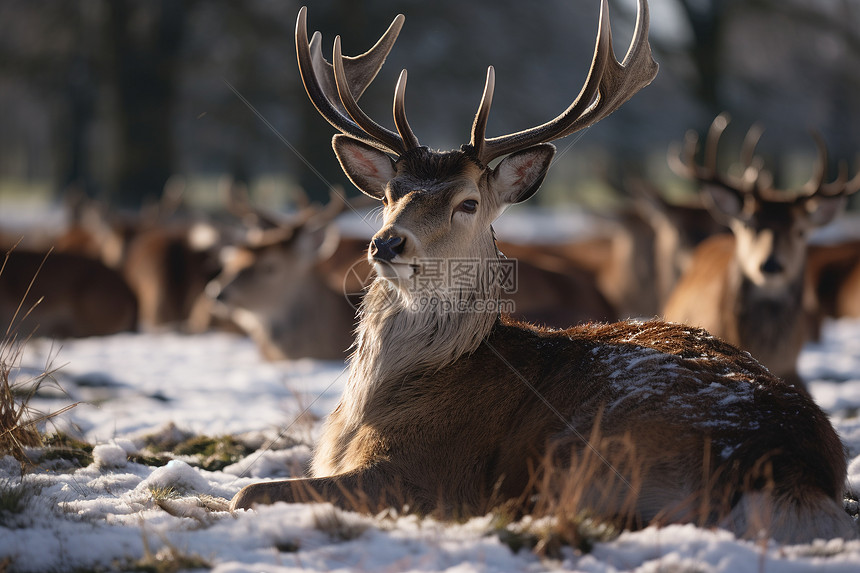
[
  {"x1": 663, "y1": 113, "x2": 859, "y2": 388},
  {"x1": 0, "y1": 246, "x2": 138, "y2": 339},
  {"x1": 202, "y1": 188, "x2": 364, "y2": 361}
]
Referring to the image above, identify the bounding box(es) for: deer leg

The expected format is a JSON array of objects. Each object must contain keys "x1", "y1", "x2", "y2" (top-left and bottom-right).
[{"x1": 229, "y1": 464, "x2": 405, "y2": 512}]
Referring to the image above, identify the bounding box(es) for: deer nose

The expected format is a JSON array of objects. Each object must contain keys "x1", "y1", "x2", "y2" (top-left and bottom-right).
[
  {"x1": 370, "y1": 236, "x2": 405, "y2": 262},
  {"x1": 760, "y1": 256, "x2": 784, "y2": 275}
]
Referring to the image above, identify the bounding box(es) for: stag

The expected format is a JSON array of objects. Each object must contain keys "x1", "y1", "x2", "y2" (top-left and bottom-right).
[
  {"x1": 205, "y1": 193, "x2": 363, "y2": 360},
  {"x1": 663, "y1": 114, "x2": 859, "y2": 388},
  {"x1": 231, "y1": 2, "x2": 856, "y2": 543}
]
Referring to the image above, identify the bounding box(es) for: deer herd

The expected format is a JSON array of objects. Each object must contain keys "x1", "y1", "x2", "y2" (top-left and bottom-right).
[{"x1": 4, "y1": 0, "x2": 860, "y2": 545}]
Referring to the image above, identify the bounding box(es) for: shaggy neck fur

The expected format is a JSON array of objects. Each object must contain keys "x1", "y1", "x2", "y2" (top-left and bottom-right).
[
  {"x1": 341, "y1": 232, "x2": 501, "y2": 428},
  {"x1": 723, "y1": 261, "x2": 807, "y2": 375}
]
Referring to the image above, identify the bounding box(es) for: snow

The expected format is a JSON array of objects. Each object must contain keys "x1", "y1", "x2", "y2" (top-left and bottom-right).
[{"x1": 1, "y1": 319, "x2": 860, "y2": 572}]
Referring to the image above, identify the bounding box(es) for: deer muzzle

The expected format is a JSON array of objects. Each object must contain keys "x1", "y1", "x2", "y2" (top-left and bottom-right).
[{"x1": 370, "y1": 236, "x2": 405, "y2": 262}]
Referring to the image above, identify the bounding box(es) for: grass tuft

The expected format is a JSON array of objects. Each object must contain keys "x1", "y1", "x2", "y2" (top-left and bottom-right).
[
  {"x1": 0, "y1": 246, "x2": 77, "y2": 467},
  {"x1": 41, "y1": 432, "x2": 95, "y2": 467},
  {"x1": 312, "y1": 505, "x2": 370, "y2": 542},
  {"x1": 0, "y1": 480, "x2": 34, "y2": 515},
  {"x1": 133, "y1": 532, "x2": 211, "y2": 573},
  {"x1": 0, "y1": 335, "x2": 77, "y2": 467},
  {"x1": 172, "y1": 434, "x2": 253, "y2": 472},
  {"x1": 489, "y1": 511, "x2": 619, "y2": 558},
  {"x1": 148, "y1": 485, "x2": 180, "y2": 503},
  {"x1": 140, "y1": 426, "x2": 254, "y2": 471},
  {"x1": 0, "y1": 348, "x2": 44, "y2": 462}
]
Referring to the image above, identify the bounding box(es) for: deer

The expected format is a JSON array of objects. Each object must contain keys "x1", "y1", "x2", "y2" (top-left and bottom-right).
[
  {"x1": 55, "y1": 181, "x2": 228, "y2": 331},
  {"x1": 205, "y1": 192, "x2": 363, "y2": 361},
  {"x1": 626, "y1": 180, "x2": 727, "y2": 312},
  {"x1": 497, "y1": 186, "x2": 724, "y2": 322},
  {"x1": 0, "y1": 247, "x2": 138, "y2": 339},
  {"x1": 662, "y1": 113, "x2": 859, "y2": 390},
  {"x1": 120, "y1": 219, "x2": 225, "y2": 331},
  {"x1": 230, "y1": 1, "x2": 857, "y2": 544}
]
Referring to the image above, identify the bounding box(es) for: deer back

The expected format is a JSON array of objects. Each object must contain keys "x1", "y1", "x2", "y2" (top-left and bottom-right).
[
  {"x1": 807, "y1": 239, "x2": 860, "y2": 321},
  {"x1": 0, "y1": 250, "x2": 138, "y2": 338}
]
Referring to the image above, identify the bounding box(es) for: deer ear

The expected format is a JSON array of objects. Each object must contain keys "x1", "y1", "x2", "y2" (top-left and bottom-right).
[
  {"x1": 489, "y1": 144, "x2": 555, "y2": 205},
  {"x1": 332, "y1": 135, "x2": 396, "y2": 200},
  {"x1": 804, "y1": 195, "x2": 846, "y2": 228},
  {"x1": 701, "y1": 184, "x2": 744, "y2": 224},
  {"x1": 298, "y1": 223, "x2": 341, "y2": 263}
]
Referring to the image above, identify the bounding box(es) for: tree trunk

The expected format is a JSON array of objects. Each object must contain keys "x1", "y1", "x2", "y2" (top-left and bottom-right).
[{"x1": 105, "y1": 0, "x2": 185, "y2": 207}]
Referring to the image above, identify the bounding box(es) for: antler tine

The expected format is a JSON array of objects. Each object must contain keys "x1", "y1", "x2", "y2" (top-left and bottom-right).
[
  {"x1": 845, "y1": 160, "x2": 860, "y2": 195},
  {"x1": 736, "y1": 121, "x2": 765, "y2": 196},
  {"x1": 296, "y1": 7, "x2": 407, "y2": 154},
  {"x1": 801, "y1": 131, "x2": 831, "y2": 197},
  {"x1": 667, "y1": 130, "x2": 701, "y2": 180},
  {"x1": 703, "y1": 113, "x2": 729, "y2": 177},
  {"x1": 820, "y1": 160, "x2": 849, "y2": 196},
  {"x1": 469, "y1": 66, "x2": 495, "y2": 162},
  {"x1": 819, "y1": 157, "x2": 860, "y2": 199},
  {"x1": 474, "y1": 0, "x2": 658, "y2": 166},
  {"x1": 332, "y1": 36, "x2": 409, "y2": 155},
  {"x1": 669, "y1": 113, "x2": 758, "y2": 197},
  {"x1": 797, "y1": 133, "x2": 860, "y2": 201},
  {"x1": 306, "y1": 186, "x2": 348, "y2": 230},
  {"x1": 668, "y1": 114, "x2": 729, "y2": 183},
  {"x1": 393, "y1": 70, "x2": 420, "y2": 151},
  {"x1": 738, "y1": 121, "x2": 764, "y2": 172}
]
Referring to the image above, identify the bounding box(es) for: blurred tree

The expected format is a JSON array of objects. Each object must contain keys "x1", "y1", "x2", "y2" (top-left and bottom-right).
[
  {"x1": 105, "y1": 0, "x2": 186, "y2": 207},
  {"x1": 0, "y1": 0, "x2": 858, "y2": 213},
  {"x1": 62, "y1": 54, "x2": 97, "y2": 197},
  {"x1": 673, "y1": 0, "x2": 734, "y2": 116}
]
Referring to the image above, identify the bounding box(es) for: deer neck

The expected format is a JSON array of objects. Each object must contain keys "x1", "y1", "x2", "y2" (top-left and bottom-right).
[
  {"x1": 341, "y1": 237, "x2": 502, "y2": 427},
  {"x1": 263, "y1": 270, "x2": 350, "y2": 359}
]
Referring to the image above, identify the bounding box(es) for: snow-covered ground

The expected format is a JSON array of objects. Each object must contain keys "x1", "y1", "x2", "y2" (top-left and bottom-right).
[{"x1": 1, "y1": 318, "x2": 860, "y2": 572}]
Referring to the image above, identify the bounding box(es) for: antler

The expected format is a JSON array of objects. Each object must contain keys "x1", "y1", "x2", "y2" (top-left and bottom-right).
[
  {"x1": 670, "y1": 113, "x2": 860, "y2": 204},
  {"x1": 800, "y1": 132, "x2": 860, "y2": 201},
  {"x1": 469, "y1": 0, "x2": 658, "y2": 166},
  {"x1": 668, "y1": 112, "x2": 754, "y2": 194},
  {"x1": 296, "y1": 7, "x2": 417, "y2": 156},
  {"x1": 297, "y1": 1, "x2": 657, "y2": 163}
]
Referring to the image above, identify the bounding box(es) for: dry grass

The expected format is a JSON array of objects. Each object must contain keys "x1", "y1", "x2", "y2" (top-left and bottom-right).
[
  {"x1": 135, "y1": 531, "x2": 211, "y2": 573},
  {"x1": 0, "y1": 244, "x2": 77, "y2": 466},
  {"x1": 0, "y1": 329, "x2": 77, "y2": 466},
  {"x1": 488, "y1": 430, "x2": 640, "y2": 558}
]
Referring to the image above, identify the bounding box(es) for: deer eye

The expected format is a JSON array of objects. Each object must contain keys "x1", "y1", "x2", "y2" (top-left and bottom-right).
[{"x1": 458, "y1": 199, "x2": 478, "y2": 214}]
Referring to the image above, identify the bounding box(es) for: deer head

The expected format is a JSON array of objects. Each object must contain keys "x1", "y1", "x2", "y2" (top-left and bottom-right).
[
  {"x1": 669, "y1": 113, "x2": 859, "y2": 291},
  {"x1": 297, "y1": 0, "x2": 658, "y2": 306},
  {"x1": 211, "y1": 192, "x2": 343, "y2": 322}
]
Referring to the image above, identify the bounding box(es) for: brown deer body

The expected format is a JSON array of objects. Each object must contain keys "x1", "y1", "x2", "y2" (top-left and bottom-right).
[
  {"x1": 0, "y1": 249, "x2": 138, "y2": 338},
  {"x1": 663, "y1": 115, "x2": 858, "y2": 388},
  {"x1": 808, "y1": 239, "x2": 860, "y2": 322},
  {"x1": 231, "y1": 2, "x2": 855, "y2": 543},
  {"x1": 55, "y1": 194, "x2": 226, "y2": 331},
  {"x1": 122, "y1": 223, "x2": 224, "y2": 331}
]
